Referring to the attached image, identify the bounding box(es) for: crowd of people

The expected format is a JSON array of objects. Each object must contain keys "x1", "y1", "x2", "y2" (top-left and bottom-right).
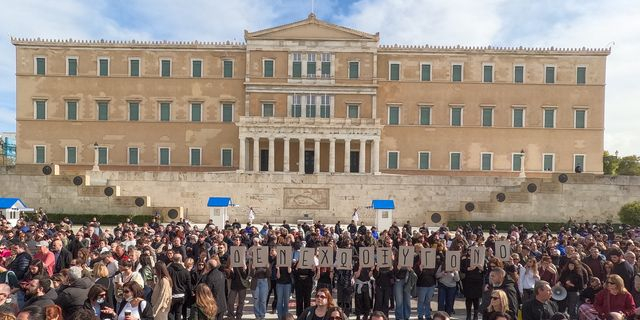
[{"x1": 0, "y1": 210, "x2": 640, "y2": 320}]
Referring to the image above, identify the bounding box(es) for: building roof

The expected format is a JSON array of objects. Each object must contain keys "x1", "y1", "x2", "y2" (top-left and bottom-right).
[
  {"x1": 371, "y1": 200, "x2": 395, "y2": 210},
  {"x1": 245, "y1": 13, "x2": 379, "y2": 41},
  {"x1": 207, "y1": 197, "x2": 232, "y2": 207},
  {"x1": 0, "y1": 198, "x2": 26, "y2": 209}
]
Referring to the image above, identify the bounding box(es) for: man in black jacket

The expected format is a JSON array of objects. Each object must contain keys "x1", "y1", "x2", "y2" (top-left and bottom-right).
[
  {"x1": 23, "y1": 276, "x2": 56, "y2": 309},
  {"x1": 481, "y1": 267, "x2": 519, "y2": 316},
  {"x1": 168, "y1": 253, "x2": 193, "y2": 320},
  {"x1": 522, "y1": 281, "x2": 558, "y2": 320},
  {"x1": 55, "y1": 266, "x2": 93, "y2": 319},
  {"x1": 8, "y1": 243, "x2": 31, "y2": 280},
  {"x1": 205, "y1": 256, "x2": 227, "y2": 320},
  {"x1": 51, "y1": 239, "x2": 72, "y2": 274}
]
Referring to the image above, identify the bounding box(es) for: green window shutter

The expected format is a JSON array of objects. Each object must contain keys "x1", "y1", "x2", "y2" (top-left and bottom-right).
[
  {"x1": 130, "y1": 59, "x2": 140, "y2": 77},
  {"x1": 320, "y1": 105, "x2": 330, "y2": 118},
  {"x1": 99, "y1": 59, "x2": 109, "y2": 76},
  {"x1": 544, "y1": 109, "x2": 555, "y2": 128},
  {"x1": 482, "y1": 154, "x2": 492, "y2": 170},
  {"x1": 222, "y1": 104, "x2": 233, "y2": 122},
  {"x1": 574, "y1": 155, "x2": 585, "y2": 170},
  {"x1": 389, "y1": 107, "x2": 399, "y2": 125},
  {"x1": 67, "y1": 101, "x2": 77, "y2": 120},
  {"x1": 451, "y1": 108, "x2": 462, "y2": 126},
  {"x1": 483, "y1": 65, "x2": 493, "y2": 83},
  {"x1": 545, "y1": 66, "x2": 555, "y2": 83},
  {"x1": 67, "y1": 147, "x2": 76, "y2": 164},
  {"x1": 263, "y1": 104, "x2": 274, "y2": 117},
  {"x1": 390, "y1": 63, "x2": 400, "y2": 80},
  {"x1": 388, "y1": 152, "x2": 398, "y2": 169},
  {"x1": 575, "y1": 110, "x2": 586, "y2": 128},
  {"x1": 192, "y1": 60, "x2": 202, "y2": 78},
  {"x1": 577, "y1": 67, "x2": 586, "y2": 84},
  {"x1": 544, "y1": 155, "x2": 554, "y2": 171},
  {"x1": 482, "y1": 108, "x2": 493, "y2": 127},
  {"x1": 35, "y1": 101, "x2": 46, "y2": 120},
  {"x1": 512, "y1": 154, "x2": 522, "y2": 171},
  {"x1": 450, "y1": 153, "x2": 461, "y2": 170},
  {"x1": 306, "y1": 104, "x2": 316, "y2": 118},
  {"x1": 307, "y1": 61, "x2": 316, "y2": 77},
  {"x1": 129, "y1": 148, "x2": 138, "y2": 165},
  {"x1": 36, "y1": 58, "x2": 46, "y2": 75},
  {"x1": 419, "y1": 152, "x2": 429, "y2": 169},
  {"x1": 292, "y1": 62, "x2": 302, "y2": 78},
  {"x1": 513, "y1": 109, "x2": 524, "y2": 127},
  {"x1": 348, "y1": 105, "x2": 359, "y2": 118},
  {"x1": 349, "y1": 62, "x2": 359, "y2": 79},
  {"x1": 452, "y1": 65, "x2": 462, "y2": 82},
  {"x1": 160, "y1": 103, "x2": 170, "y2": 121},
  {"x1": 421, "y1": 64, "x2": 431, "y2": 81},
  {"x1": 159, "y1": 148, "x2": 170, "y2": 165},
  {"x1": 68, "y1": 58, "x2": 77, "y2": 76},
  {"x1": 321, "y1": 61, "x2": 330, "y2": 77},
  {"x1": 191, "y1": 149, "x2": 201, "y2": 166},
  {"x1": 291, "y1": 105, "x2": 301, "y2": 117},
  {"x1": 514, "y1": 66, "x2": 524, "y2": 83},
  {"x1": 98, "y1": 102, "x2": 108, "y2": 121},
  {"x1": 223, "y1": 60, "x2": 233, "y2": 78},
  {"x1": 98, "y1": 147, "x2": 108, "y2": 165},
  {"x1": 129, "y1": 102, "x2": 139, "y2": 121},
  {"x1": 222, "y1": 149, "x2": 232, "y2": 167},
  {"x1": 35, "y1": 146, "x2": 45, "y2": 163},
  {"x1": 191, "y1": 103, "x2": 202, "y2": 122},
  {"x1": 420, "y1": 107, "x2": 431, "y2": 125},
  {"x1": 264, "y1": 60, "x2": 274, "y2": 77},
  {"x1": 161, "y1": 60, "x2": 171, "y2": 77}
]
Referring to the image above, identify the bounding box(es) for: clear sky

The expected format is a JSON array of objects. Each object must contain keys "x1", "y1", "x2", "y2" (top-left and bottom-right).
[{"x1": 1, "y1": 0, "x2": 638, "y2": 155}]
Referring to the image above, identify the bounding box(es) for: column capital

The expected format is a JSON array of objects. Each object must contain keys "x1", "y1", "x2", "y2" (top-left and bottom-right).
[
  {"x1": 314, "y1": 138, "x2": 321, "y2": 143},
  {"x1": 268, "y1": 136, "x2": 275, "y2": 141},
  {"x1": 329, "y1": 137, "x2": 336, "y2": 142},
  {"x1": 283, "y1": 137, "x2": 290, "y2": 141}
]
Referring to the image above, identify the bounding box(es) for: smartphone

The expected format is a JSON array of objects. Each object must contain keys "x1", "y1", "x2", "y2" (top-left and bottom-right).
[{"x1": 124, "y1": 311, "x2": 131, "y2": 316}]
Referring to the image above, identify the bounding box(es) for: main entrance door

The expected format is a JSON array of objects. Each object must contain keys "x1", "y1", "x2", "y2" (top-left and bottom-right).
[
  {"x1": 350, "y1": 151, "x2": 359, "y2": 173},
  {"x1": 304, "y1": 151, "x2": 314, "y2": 174}
]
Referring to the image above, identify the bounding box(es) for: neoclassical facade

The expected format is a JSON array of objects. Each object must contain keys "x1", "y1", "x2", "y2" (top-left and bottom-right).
[{"x1": 13, "y1": 14, "x2": 609, "y2": 175}]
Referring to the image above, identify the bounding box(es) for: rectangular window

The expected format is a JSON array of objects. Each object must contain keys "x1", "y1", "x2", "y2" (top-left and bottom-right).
[
  {"x1": 575, "y1": 109, "x2": 586, "y2": 128},
  {"x1": 577, "y1": 66, "x2": 586, "y2": 85},
  {"x1": 320, "y1": 95, "x2": 330, "y2": 118},
  {"x1": 512, "y1": 108, "x2": 524, "y2": 128},
  {"x1": 348, "y1": 105, "x2": 359, "y2": 119},
  {"x1": 420, "y1": 106, "x2": 431, "y2": 125},
  {"x1": 512, "y1": 153, "x2": 523, "y2": 171},
  {"x1": 452, "y1": 64, "x2": 463, "y2": 82},
  {"x1": 451, "y1": 107, "x2": 462, "y2": 126},
  {"x1": 66, "y1": 101, "x2": 77, "y2": 120},
  {"x1": 160, "y1": 59, "x2": 171, "y2": 77},
  {"x1": 129, "y1": 102, "x2": 139, "y2": 121},
  {"x1": 481, "y1": 153, "x2": 493, "y2": 171},
  {"x1": 67, "y1": 57, "x2": 77, "y2": 76},
  {"x1": 98, "y1": 58, "x2": 109, "y2": 76},
  {"x1": 291, "y1": 95, "x2": 302, "y2": 117},
  {"x1": 223, "y1": 60, "x2": 233, "y2": 78},
  {"x1": 387, "y1": 151, "x2": 399, "y2": 169},
  {"x1": 418, "y1": 152, "x2": 430, "y2": 170},
  {"x1": 349, "y1": 61, "x2": 359, "y2": 79},
  {"x1": 321, "y1": 53, "x2": 331, "y2": 78},
  {"x1": 421, "y1": 63, "x2": 431, "y2": 81},
  {"x1": 221, "y1": 149, "x2": 233, "y2": 167},
  {"x1": 574, "y1": 154, "x2": 585, "y2": 171},
  {"x1": 190, "y1": 148, "x2": 201, "y2": 166},
  {"x1": 98, "y1": 102, "x2": 108, "y2": 121},
  {"x1": 482, "y1": 107, "x2": 493, "y2": 127},
  {"x1": 262, "y1": 103, "x2": 274, "y2": 117},
  {"x1": 222, "y1": 103, "x2": 233, "y2": 122},
  {"x1": 66, "y1": 147, "x2": 76, "y2": 164},
  {"x1": 263, "y1": 59, "x2": 274, "y2": 78},
  {"x1": 160, "y1": 102, "x2": 171, "y2": 121},
  {"x1": 128, "y1": 148, "x2": 139, "y2": 165},
  {"x1": 306, "y1": 95, "x2": 316, "y2": 118},
  {"x1": 450, "y1": 152, "x2": 461, "y2": 170},
  {"x1": 389, "y1": 63, "x2": 400, "y2": 81},
  {"x1": 98, "y1": 147, "x2": 108, "y2": 165},
  {"x1": 129, "y1": 58, "x2": 140, "y2": 77},
  {"x1": 292, "y1": 53, "x2": 302, "y2": 78},
  {"x1": 307, "y1": 53, "x2": 316, "y2": 78},
  {"x1": 34, "y1": 146, "x2": 45, "y2": 164},
  {"x1": 192, "y1": 60, "x2": 202, "y2": 78},
  {"x1": 35, "y1": 100, "x2": 46, "y2": 120},
  {"x1": 483, "y1": 64, "x2": 493, "y2": 83},
  {"x1": 544, "y1": 109, "x2": 555, "y2": 128},
  {"x1": 388, "y1": 106, "x2": 400, "y2": 125},
  {"x1": 191, "y1": 103, "x2": 202, "y2": 122},
  {"x1": 159, "y1": 148, "x2": 170, "y2": 165},
  {"x1": 35, "y1": 57, "x2": 46, "y2": 75},
  {"x1": 545, "y1": 66, "x2": 555, "y2": 84},
  {"x1": 543, "y1": 154, "x2": 554, "y2": 172},
  {"x1": 514, "y1": 65, "x2": 524, "y2": 83}
]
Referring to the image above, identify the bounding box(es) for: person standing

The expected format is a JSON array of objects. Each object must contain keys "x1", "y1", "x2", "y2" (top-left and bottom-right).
[
  {"x1": 226, "y1": 264, "x2": 249, "y2": 320},
  {"x1": 292, "y1": 258, "x2": 314, "y2": 317},
  {"x1": 461, "y1": 253, "x2": 484, "y2": 320},
  {"x1": 250, "y1": 247, "x2": 270, "y2": 320},
  {"x1": 151, "y1": 261, "x2": 173, "y2": 320},
  {"x1": 415, "y1": 244, "x2": 438, "y2": 320},
  {"x1": 609, "y1": 248, "x2": 635, "y2": 294},
  {"x1": 204, "y1": 257, "x2": 227, "y2": 320},
  {"x1": 168, "y1": 254, "x2": 193, "y2": 320},
  {"x1": 436, "y1": 262, "x2": 460, "y2": 317},
  {"x1": 519, "y1": 258, "x2": 540, "y2": 303},
  {"x1": 275, "y1": 258, "x2": 293, "y2": 320},
  {"x1": 355, "y1": 262, "x2": 374, "y2": 320},
  {"x1": 248, "y1": 207, "x2": 255, "y2": 225}
]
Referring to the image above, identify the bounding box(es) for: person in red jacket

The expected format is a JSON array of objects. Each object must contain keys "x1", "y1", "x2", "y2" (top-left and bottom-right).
[{"x1": 593, "y1": 274, "x2": 636, "y2": 319}]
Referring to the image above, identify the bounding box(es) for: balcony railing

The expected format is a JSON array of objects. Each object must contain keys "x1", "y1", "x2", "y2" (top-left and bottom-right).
[{"x1": 238, "y1": 116, "x2": 380, "y2": 126}]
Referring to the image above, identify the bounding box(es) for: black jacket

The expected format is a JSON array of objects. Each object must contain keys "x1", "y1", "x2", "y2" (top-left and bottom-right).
[
  {"x1": 521, "y1": 298, "x2": 559, "y2": 320},
  {"x1": 23, "y1": 287, "x2": 57, "y2": 309},
  {"x1": 56, "y1": 277, "x2": 94, "y2": 319},
  {"x1": 8, "y1": 251, "x2": 31, "y2": 280},
  {"x1": 54, "y1": 248, "x2": 73, "y2": 274},
  {"x1": 481, "y1": 275, "x2": 519, "y2": 315},
  {"x1": 168, "y1": 262, "x2": 193, "y2": 296},
  {"x1": 204, "y1": 267, "x2": 227, "y2": 315}
]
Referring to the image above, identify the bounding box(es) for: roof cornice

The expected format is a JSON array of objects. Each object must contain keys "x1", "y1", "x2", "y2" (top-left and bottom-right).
[
  {"x1": 11, "y1": 37, "x2": 246, "y2": 49},
  {"x1": 378, "y1": 44, "x2": 611, "y2": 55}
]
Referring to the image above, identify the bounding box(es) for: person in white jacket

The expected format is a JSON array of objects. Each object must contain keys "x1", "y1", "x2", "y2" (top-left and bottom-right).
[{"x1": 519, "y1": 258, "x2": 541, "y2": 303}]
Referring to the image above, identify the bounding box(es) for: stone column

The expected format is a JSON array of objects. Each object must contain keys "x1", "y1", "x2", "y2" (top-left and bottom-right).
[
  {"x1": 298, "y1": 138, "x2": 305, "y2": 174},
  {"x1": 268, "y1": 137, "x2": 275, "y2": 172},
  {"x1": 92, "y1": 144, "x2": 100, "y2": 171},
  {"x1": 253, "y1": 137, "x2": 260, "y2": 172},
  {"x1": 359, "y1": 139, "x2": 366, "y2": 173},
  {"x1": 314, "y1": 138, "x2": 320, "y2": 174},
  {"x1": 372, "y1": 138, "x2": 380, "y2": 174},
  {"x1": 283, "y1": 138, "x2": 290, "y2": 172},
  {"x1": 329, "y1": 138, "x2": 336, "y2": 173},
  {"x1": 238, "y1": 137, "x2": 246, "y2": 171},
  {"x1": 344, "y1": 138, "x2": 351, "y2": 173}
]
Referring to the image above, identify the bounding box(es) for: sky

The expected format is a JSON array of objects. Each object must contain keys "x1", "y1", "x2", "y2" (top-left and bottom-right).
[{"x1": 1, "y1": 0, "x2": 638, "y2": 155}]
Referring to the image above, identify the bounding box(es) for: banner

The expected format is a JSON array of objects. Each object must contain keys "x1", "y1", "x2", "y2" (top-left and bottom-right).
[
  {"x1": 359, "y1": 247, "x2": 375, "y2": 268},
  {"x1": 495, "y1": 241, "x2": 511, "y2": 262},
  {"x1": 230, "y1": 246, "x2": 247, "y2": 268},
  {"x1": 299, "y1": 247, "x2": 316, "y2": 269},
  {"x1": 398, "y1": 246, "x2": 414, "y2": 268},
  {"x1": 445, "y1": 250, "x2": 461, "y2": 272},
  {"x1": 276, "y1": 246, "x2": 292, "y2": 267},
  {"x1": 376, "y1": 247, "x2": 393, "y2": 268},
  {"x1": 317, "y1": 247, "x2": 333, "y2": 268},
  {"x1": 251, "y1": 246, "x2": 269, "y2": 268},
  {"x1": 421, "y1": 248, "x2": 436, "y2": 269},
  {"x1": 336, "y1": 248, "x2": 353, "y2": 270}
]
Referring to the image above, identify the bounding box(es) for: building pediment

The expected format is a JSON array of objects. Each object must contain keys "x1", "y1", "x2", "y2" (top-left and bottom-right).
[{"x1": 245, "y1": 13, "x2": 379, "y2": 42}]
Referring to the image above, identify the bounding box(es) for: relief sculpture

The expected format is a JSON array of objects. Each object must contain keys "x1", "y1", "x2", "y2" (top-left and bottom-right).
[{"x1": 283, "y1": 188, "x2": 330, "y2": 209}]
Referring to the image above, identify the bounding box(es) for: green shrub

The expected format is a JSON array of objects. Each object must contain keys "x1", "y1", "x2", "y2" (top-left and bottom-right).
[{"x1": 619, "y1": 201, "x2": 640, "y2": 225}]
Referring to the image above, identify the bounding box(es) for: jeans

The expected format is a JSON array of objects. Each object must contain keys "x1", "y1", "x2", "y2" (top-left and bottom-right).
[
  {"x1": 393, "y1": 279, "x2": 412, "y2": 320},
  {"x1": 438, "y1": 284, "x2": 457, "y2": 315},
  {"x1": 276, "y1": 283, "x2": 292, "y2": 320},
  {"x1": 253, "y1": 279, "x2": 269, "y2": 319},
  {"x1": 417, "y1": 286, "x2": 435, "y2": 319}
]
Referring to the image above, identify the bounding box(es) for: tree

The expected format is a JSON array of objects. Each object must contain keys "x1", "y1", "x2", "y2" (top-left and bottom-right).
[
  {"x1": 619, "y1": 201, "x2": 640, "y2": 225},
  {"x1": 603, "y1": 151, "x2": 619, "y2": 175},
  {"x1": 617, "y1": 156, "x2": 640, "y2": 176}
]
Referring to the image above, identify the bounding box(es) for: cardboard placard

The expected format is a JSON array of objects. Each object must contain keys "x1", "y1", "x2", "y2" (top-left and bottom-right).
[
  {"x1": 495, "y1": 241, "x2": 511, "y2": 262},
  {"x1": 251, "y1": 246, "x2": 269, "y2": 268},
  {"x1": 470, "y1": 246, "x2": 486, "y2": 267},
  {"x1": 421, "y1": 248, "x2": 436, "y2": 269},
  {"x1": 276, "y1": 246, "x2": 292, "y2": 267},
  {"x1": 336, "y1": 248, "x2": 353, "y2": 270},
  {"x1": 376, "y1": 247, "x2": 393, "y2": 268},
  {"x1": 299, "y1": 248, "x2": 316, "y2": 269},
  {"x1": 359, "y1": 247, "x2": 375, "y2": 268},
  {"x1": 317, "y1": 247, "x2": 333, "y2": 268},
  {"x1": 230, "y1": 246, "x2": 247, "y2": 268},
  {"x1": 398, "y1": 246, "x2": 415, "y2": 268},
  {"x1": 445, "y1": 250, "x2": 461, "y2": 272}
]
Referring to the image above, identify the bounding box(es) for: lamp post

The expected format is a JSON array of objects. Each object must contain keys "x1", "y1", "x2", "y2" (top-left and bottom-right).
[
  {"x1": 92, "y1": 142, "x2": 100, "y2": 171},
  {"x1": 519, "y1": 149, "x2": 526, "y2": 178}
]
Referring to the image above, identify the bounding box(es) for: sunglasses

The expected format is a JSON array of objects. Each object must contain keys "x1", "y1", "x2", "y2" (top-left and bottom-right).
[
  {"x1": 607, "y1": 281, "x2": 615, "y2": 285},
  {"x1": 491, "y1": 296, "x2": 500, "y2": 300},
  {"x1": 316, "y1": 295, "x2": 327, "y2": 299},
  {"x1": 123, "y1": 290, "x2": 131, "y2": 293}
]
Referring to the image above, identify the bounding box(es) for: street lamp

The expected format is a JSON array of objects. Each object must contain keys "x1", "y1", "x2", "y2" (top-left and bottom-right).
[
  {"x1": 92, "y1": 142, "x2": 100, "y2": 171},
  {"x1": 519, "y1": 149, "x2": 526, "y2": 178}
]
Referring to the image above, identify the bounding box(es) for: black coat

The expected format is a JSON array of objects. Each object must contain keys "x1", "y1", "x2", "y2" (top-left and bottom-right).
[
  {"x1": 56, "y1": 277, "x2": 94, "y2": 319},
  {"x1": 54, "y1": 248, "x2": 73, "y2": 274},
  {"x1": 8, "y1": 251, "x2": 31, "y2": 280},
  {"x1": 204, "y1": 268, "x2": 227, "y2": 315},
  {"x1": 461, "y1": 258, "x2": 485, "y2": 299},
  {"x1": 168, "y1": 262, "x2": 193, "y2": 296},
  {"x1": 23, "y1": 287, "x2": 57, "y2": 309}
]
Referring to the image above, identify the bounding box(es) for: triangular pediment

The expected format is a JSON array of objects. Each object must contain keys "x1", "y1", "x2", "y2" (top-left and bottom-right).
[{"x1": 245, "y1": 13, "x2": 379, "y2": 42}]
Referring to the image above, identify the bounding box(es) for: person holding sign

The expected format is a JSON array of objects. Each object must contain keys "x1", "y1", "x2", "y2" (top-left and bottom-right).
[
  {"x1": 335, "y1": 241, "x2": 355, "y2": 318},
  {"x1": 393, "y1": 242, "x2": 414, "y2": 320},
  {"x1": 461, "y1": 248, "x2": 486, "y2": 320},
  {"x1": 436, "y1": 257, "x2": 461, "y2": 316},
  {"x1": 354, "y1": 258, "x2": 373, "y2": 320},
  {"x1": 373, "y1": 249, "x2": 395, "y2": 317},
  {"x1": 415, "y1": 243, "x2": 438, "y2": 320},
  {"x1": 249, "y1": 244, "x2": 270, "y2": 320},
  {"x1": 292, "y1": 252, "x2": 315, "y2": 317},
  {"x1": 275, "y1": 247, "x2": 293, "y2": 320}
]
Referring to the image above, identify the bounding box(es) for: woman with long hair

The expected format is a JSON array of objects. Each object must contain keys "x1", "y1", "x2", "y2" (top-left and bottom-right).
[
  {"x1": 102, "y1": 281, "x2": 153, "y2": 320},
  {"x1": 150, "y1": 261, "x2": 172, "y2": 320},
  {"x1": 482, "y1": 289, "x2": 515, "y2": 320},
  {"x1": 461, "y1": 248, "x2": 485, "y2": 320},
  {"x1": 519, "y1": 258, "x2": 540, "y2": 302},
  {"x1": 82, "y1": 284, "x2": 110, "y2": 318},
  {"x1": 299, "y1": 288, "x2": 335, "y2": 320},
  {"x1": 593, "y1": 274, "x2": 636, "y2": 319},
  {"x1": 189, "y1": 284, "x2": 218, "y2": 320},
  {"x1": 558, "y1": 259, "x2": 585, "y2": 319},
  {"x1": 92, "y1": 262, "x2": 115, "y2": 310}
]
